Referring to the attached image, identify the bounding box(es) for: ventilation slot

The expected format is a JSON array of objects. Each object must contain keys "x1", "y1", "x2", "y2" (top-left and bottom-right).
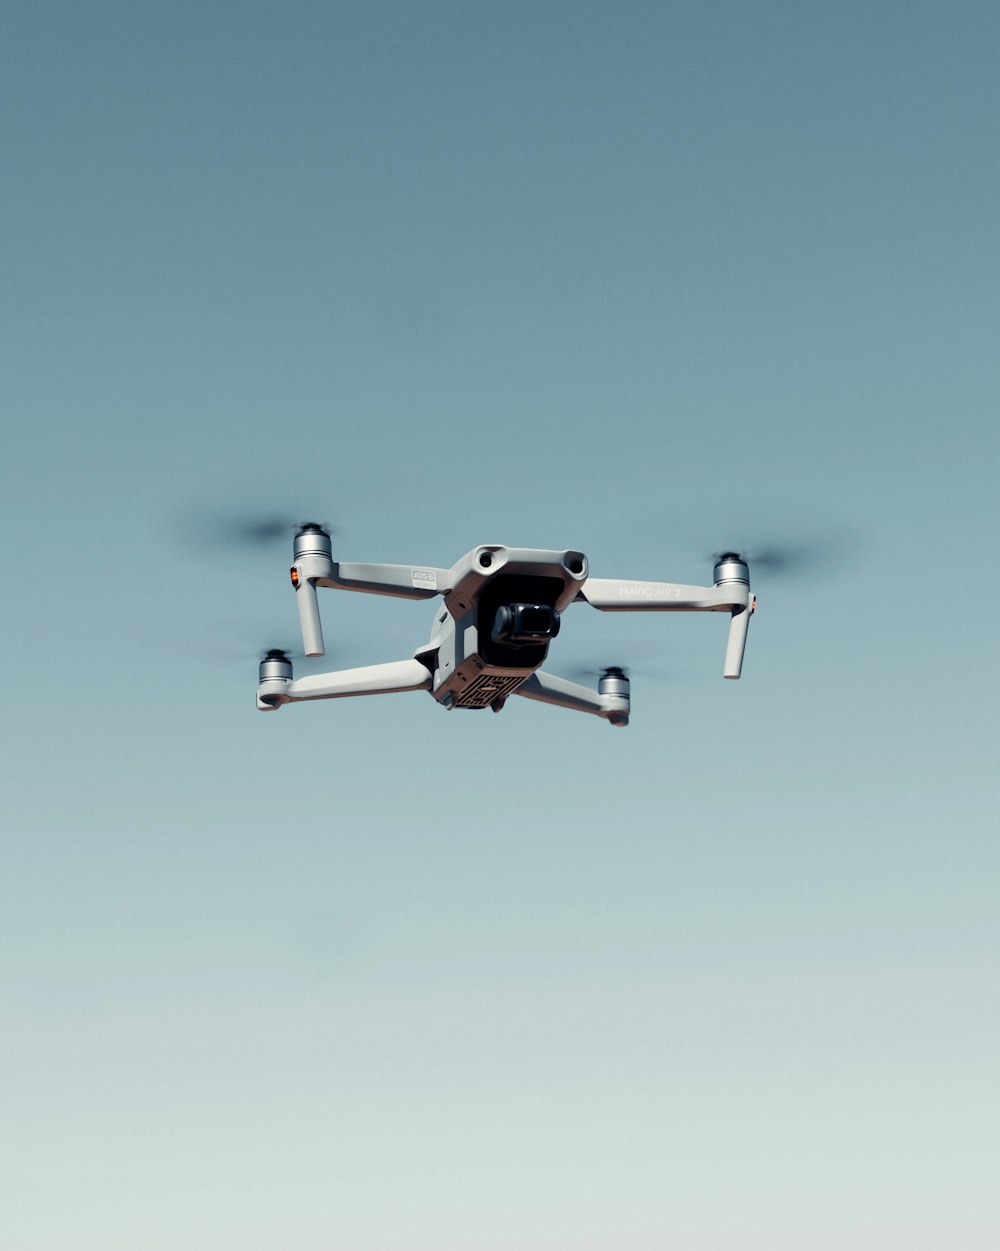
[{"x1": 456, "y1": 673, "x2": 526, "y2": 708}]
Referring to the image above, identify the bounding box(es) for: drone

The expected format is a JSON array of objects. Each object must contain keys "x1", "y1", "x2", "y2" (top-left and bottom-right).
[{"x1": 256, "y1": 525, "x2": 756, "y2": 728}]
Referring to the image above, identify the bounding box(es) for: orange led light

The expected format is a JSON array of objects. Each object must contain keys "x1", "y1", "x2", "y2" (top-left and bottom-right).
[{"x1": 290, "y1": 567, "x2": 300, "y2": 587}]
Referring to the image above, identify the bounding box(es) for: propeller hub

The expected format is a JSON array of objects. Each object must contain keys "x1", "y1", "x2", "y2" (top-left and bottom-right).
[
  {"x1": 293, "y1": 524, "x2": 332, "y2": 561},
  {"x1": 598, "y1": 667, "x2": 630, "y2": 698},
  {"x1": 259, "y1": 650, "x2": 293, "y2": 682},
  {"x1": 713, "y1": 552, "x2": 750, "y2": 586}
]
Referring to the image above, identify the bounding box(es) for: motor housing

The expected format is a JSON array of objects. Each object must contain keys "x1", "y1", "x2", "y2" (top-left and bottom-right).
[{"x1": 713, "y1": 552, "x2": 750, "y2": 586}]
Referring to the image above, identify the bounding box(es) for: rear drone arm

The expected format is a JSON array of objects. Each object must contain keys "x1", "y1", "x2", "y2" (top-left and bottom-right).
[
  {"x1": 257, "y1": 655, "x2": 431, "y2": 711},
  {"x1": 513, "y1": 669, "x2": 630, "y2": 727},
  {"x1": 575, "y1": 555, "x2": 756, "y2": 679}
]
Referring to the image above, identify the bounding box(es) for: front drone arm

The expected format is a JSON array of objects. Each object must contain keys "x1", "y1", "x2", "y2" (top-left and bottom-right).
[
  {"x1": 576, "y1": 554, "x2": 756, "y2": 679},
  {"x1": 290, "y1": 526, "x2": 450, "y2": 657},
  {"x1": 315, "y1": 563, "x2": 450, "y2": 599},
  {"x1": 577, "y1": 578, "x2": 746, "y2": 611},
  {"x1": 294, "y1": 563, "x2": 449, "y2": 658}
]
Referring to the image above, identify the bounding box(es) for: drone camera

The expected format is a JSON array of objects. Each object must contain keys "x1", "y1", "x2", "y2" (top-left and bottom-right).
[{"x1": 491, "y1": 603, "x2": 561, "y2": 645}]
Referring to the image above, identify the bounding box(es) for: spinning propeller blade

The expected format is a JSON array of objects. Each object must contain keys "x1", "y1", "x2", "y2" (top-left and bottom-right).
[
  {"x1": 651, "y1": 504, "x2": 864, "y2": 583},
  {"x1": 710, "y1": 533, "x2": 858, "y2": 579},
  {"x1": 224, "y1": 516, "x2": 332, "y2": 548},
  {"x1": 170, "y1": 509, "x2": 334, "y2": 554},
  {"x1": 206, "y1": 642, "x2": 305, "y2": 667},
  {"x1": 563, "y1": 660, "x2": 672, "y2": 683}
]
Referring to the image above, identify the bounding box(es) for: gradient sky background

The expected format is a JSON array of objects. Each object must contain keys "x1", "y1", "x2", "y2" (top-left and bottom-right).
[{"x1": 3, "y1": 3, "x2": 998, "y2": 1248}]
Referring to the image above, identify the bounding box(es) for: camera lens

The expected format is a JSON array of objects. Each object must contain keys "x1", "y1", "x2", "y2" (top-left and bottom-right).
[
  {"x1": 491, "y1": 603, "x2": 560, "y2": 645},
  {"x1": 518, "y1": 607, "x2": 551, "y2": 633}
]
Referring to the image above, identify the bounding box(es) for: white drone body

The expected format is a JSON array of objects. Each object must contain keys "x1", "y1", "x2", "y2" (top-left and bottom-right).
[{"x1": 256, "y1": 527, "x2": 755, "y2": 728}]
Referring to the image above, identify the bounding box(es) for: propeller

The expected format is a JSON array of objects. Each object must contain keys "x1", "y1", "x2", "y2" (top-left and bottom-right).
[
  {"x1": 709, "y1": 537, "x2": 854, "y2": 578},
  {"x1": 162, "y1": 634, "x2": 307, "y2": 672},
  {"x1": 197, "y1": 642, "x2": 306, "y2": 669},
  {"x1": 254, "y1": 639, "x2": 398, "y2": 678},
  {"x1": 562, "y1": 660, "x2": 672, "y2": 684},
  {"x1": 566, "y1": 662, "x2": 629, "y2": 679},
  {"x1": 170, "y1": 509, "x2": 334, "y2": 555},
  {"x1": 222, "y1": 516, "x2": 332, "y2": 548},
  {"x1": 649, "y1": 504, "x2": 864, "y2": 583},
  {"x1": 258, "y1": 646, "x2": 303, "y2": 663}
]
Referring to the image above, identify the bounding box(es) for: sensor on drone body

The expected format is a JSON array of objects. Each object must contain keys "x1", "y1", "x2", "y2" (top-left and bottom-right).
[{"x1": 256, "y1": 525, "x2": 755, "y2": 727}]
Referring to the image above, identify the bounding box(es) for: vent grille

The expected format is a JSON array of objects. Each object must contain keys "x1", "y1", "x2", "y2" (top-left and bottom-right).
[{"x1": 455, "y1": 672, "x2": 526, "y2": 708}]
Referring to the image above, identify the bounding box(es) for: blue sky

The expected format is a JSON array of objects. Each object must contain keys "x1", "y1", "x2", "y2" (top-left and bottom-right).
[{"x1": 3, "y1": 3, "x2": 998, "y2": 1247}]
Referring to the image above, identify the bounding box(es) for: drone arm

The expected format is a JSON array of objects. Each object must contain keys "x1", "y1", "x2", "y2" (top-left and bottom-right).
[
  {"x1": 723, "y1": 603, "x2": 751, "y2": 679},
  {"x1": 576, "y1": 578, "x2": 748, "y2": 613},
  {"x1": 576, "y1": 578, "x2": 754, "y2": 680},
  {"x1": 258, "y1": 659, "x2": 432, "y2": 710},
  {"x1": 295, "y1": 578, "x2": 325, "y2": 657},
  {"x1": 315, "y1": 563, "x2": 450, "y2": 601},
  {"x1": 291, "y1": 551, "x2": 448, "y2": 658},
  {"x1": 513, "y1": 671, "x2": 629, "y2": 725}
]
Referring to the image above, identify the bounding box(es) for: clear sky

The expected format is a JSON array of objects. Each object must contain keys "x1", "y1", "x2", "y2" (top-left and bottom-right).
[{"x1": 2, "y1": 3, "x2": 998, "y2": 1248}]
